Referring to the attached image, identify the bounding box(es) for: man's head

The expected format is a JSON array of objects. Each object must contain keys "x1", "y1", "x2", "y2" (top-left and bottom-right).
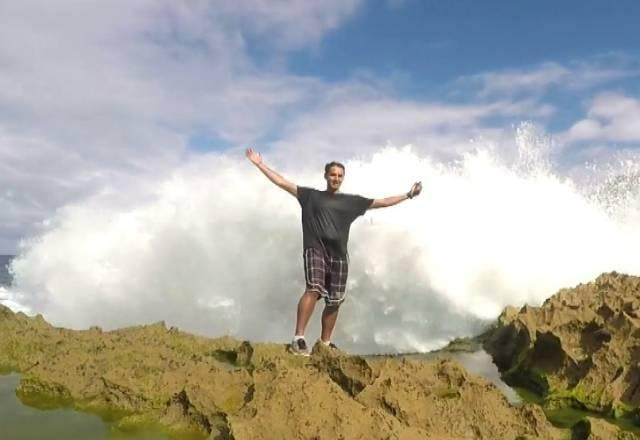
[{"x1": 324, "y1": 161, "x2": 345, "y2": 193}]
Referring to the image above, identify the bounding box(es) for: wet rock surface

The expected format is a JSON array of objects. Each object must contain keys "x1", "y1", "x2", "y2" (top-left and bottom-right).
[
  {"x1": 483, "y1": 272, "x2": 640, "y2": 432},
  {"x1": 0, "y1": 304, "x2": 564, "y2": 439}
]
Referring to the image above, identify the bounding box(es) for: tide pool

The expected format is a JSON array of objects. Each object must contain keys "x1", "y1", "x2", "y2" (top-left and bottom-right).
[{"x1": 0, "y1": 374, "x2": 167, "y2": 440}]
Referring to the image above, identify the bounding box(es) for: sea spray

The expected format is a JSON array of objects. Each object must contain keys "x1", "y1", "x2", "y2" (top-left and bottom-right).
[{"x1": 4, "y1": 126, "x2": 640, "y2": 353}]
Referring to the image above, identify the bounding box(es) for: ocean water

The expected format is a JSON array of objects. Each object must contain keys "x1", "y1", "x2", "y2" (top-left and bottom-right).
[{"x1": 0, "y1": 255, "x2": 13, "y2": 287}]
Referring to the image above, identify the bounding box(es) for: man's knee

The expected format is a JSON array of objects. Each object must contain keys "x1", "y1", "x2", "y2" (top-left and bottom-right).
[{"x1": 324, "y1": 299, "x2": 344, "y2": 309}]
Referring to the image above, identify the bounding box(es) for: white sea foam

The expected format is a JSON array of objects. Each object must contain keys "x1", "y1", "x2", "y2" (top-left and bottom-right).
[
  {"x1": 0, "y1": 287, "x2": 32, "y2": 314},
  {"x1": 5, "y1": 126, "x2": 640, "y2": 353}
]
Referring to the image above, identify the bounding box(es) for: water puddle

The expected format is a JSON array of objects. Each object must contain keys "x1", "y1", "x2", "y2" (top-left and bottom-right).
[
  {"x1": 0, "y1": 373, "x2": 168, "y2": 440},
  {"x1": 514, "y1": 386, "x2": 640, "y2": 434}
]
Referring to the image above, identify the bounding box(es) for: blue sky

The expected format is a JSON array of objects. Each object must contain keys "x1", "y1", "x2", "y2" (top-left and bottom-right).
[
  {"x1": 188, "y1": 0, "x2": 640, "y2": 151},
  {"x1": 288, "y1": 0, "x2": 640, "y2": 130},
  {"x1": 1, "y1": 0, "x2": 640, "y2": 253},
  {"x1": 292, "y1": 0, "x2": 640, "y2": 85}
]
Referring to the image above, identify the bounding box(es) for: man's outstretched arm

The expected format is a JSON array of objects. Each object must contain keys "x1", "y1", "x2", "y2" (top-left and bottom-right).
[
  {"x1": 245, "y1": 148, "x2": 298, "y2": 197},
  {"x1": 369, "y1": 181, "x2": 422, "y2": 209}
]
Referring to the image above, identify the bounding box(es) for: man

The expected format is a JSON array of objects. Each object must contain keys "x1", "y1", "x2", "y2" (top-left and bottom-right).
[{"x1": 246, "y1": 148, "x2": 422, "y2": 355}]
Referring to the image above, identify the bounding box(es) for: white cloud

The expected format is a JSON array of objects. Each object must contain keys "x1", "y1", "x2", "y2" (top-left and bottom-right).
[
  {"x1": 268, "y1": 93, "x2": 554, "y2": 168},
  {"x1": 0, "y1": 1, "x2": 339, "y2": 145},
  {"x1": 212, "y1": 0, "x2": 364, "y2": 50},
  {"x1": 0, "y1": 127, "x2": 179, "y2": 252},
  {"x1": 1, "y1": 0, "x2": 636, "y2": 257},
  {"x1": 272, "y1": 98, "x2": 484, "y2": 161},
  {"x1": 0, "y1": 1, "x2": 362, "y2": 252},
  {"x1": 564, "y1": 93, "x2": 640, "y2": 143},
  {"x1": 473, "y1": 62, "x2": 570, "y2": 96},
  {"x1": 464, "y1": 56, "x2": 640, "y2": 98}
]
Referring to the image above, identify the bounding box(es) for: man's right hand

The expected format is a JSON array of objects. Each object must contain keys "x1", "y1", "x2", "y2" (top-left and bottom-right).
[
  {"x1": 245, "y1": 148, "x2": 297, "y2": 197},
  {"x1": 245, "y1": 148, "x2": 262, "y2": 166}
]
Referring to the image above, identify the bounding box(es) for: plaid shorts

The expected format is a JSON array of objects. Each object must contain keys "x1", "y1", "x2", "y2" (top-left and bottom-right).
[{"x1": 303, "y1": 247, "x2": 348, "y2": 306}]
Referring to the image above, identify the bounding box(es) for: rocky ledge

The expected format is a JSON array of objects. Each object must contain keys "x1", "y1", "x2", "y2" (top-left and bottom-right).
[
  {"x1": 483, "y1": 272, "x2": 640, "y2": 430},
  {"x1": 0, "y1": 303, "x2": 565, "y2": 440}
]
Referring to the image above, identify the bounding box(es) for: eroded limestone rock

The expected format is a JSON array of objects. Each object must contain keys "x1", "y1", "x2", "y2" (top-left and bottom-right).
[
  {"x1": 0, "y1": 304, "x2": 566, "y2": 439},
  {"x1": 484, "y1": 272, "x2": 640, "y2": 425}
]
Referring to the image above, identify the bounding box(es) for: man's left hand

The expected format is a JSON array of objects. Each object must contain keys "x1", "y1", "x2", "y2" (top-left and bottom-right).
[{"x1": 409, "y1": 181, "x2": 422, "y2": 198}]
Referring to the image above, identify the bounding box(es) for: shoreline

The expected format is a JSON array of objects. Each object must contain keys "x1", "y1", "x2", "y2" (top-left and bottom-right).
[{"x1": 3, "y1": 272, "x2": 640, "y2": 439}]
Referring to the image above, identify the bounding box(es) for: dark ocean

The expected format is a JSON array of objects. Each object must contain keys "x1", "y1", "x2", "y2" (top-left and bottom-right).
[{"x1": 0, "y1": 255, "x2": 13, "y2": 287}]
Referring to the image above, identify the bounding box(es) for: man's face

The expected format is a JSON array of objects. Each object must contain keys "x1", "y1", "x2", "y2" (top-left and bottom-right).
[{"x1": 325, "y1": 166, "x2": 344, "y2": 192}]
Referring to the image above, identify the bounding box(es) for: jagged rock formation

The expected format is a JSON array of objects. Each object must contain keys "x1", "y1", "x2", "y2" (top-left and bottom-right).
[
  {"x1": 578, "y1": 417, "x2": 639, "y2": 440},
  {"x1": 483, "y1": 272, "x2": 640, "y2": 428},
  {"x1": 0, "y1": 304, "x2": 565, "y2": 439}
]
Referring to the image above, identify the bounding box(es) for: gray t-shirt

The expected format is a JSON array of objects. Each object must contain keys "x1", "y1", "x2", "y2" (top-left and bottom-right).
[{"x1": 297, "y1": 186, "x2": 373, "y2": 258}]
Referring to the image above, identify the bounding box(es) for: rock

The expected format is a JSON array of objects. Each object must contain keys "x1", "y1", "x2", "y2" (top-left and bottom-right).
[
  {"x1": 436, "y1": 337, "x2": 483, "y2": 353},
  {"x1": 571, "y1": 417, "x2": 638, "y2": 440},
  {"x1": 0, "y1": 305, "x2": 566, "y2": 439},
  {"x1": 356, "y1": 356, "x2": 561, "y2": 439},
  {"x1": 484, "y1": 272, "x2": 640, "y2": 423},
  {"x1": 310, "y1": 340, "x2": 376, "y2": 396}
]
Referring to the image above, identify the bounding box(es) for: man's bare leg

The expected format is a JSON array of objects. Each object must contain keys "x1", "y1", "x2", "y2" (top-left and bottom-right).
[
  {"x1": 320, "y1": 304, "x2": 340, "y2": 343},
  {"x1": 295, "y1": 291, "x2": 320, "y2": 336}
]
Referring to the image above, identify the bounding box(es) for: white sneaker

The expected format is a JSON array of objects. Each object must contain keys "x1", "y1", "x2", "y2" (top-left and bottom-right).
[{"x1": 290, "y1": 337, "x2": 310, "y2": 356}]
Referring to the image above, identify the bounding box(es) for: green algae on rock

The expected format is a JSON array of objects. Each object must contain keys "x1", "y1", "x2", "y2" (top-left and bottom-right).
[{"x1": 1, "y1": 304, "x2": 566, "y2": 439}]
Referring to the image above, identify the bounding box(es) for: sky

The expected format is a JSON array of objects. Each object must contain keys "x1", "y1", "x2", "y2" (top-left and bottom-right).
[{"x1": 2, "y1": 0, "x2": 640, "y2": 254}]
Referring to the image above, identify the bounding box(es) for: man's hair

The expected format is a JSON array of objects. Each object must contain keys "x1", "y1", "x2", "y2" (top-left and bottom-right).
[{"x1": 324, "y1": 161, "x2": 345, "y2": 175}]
